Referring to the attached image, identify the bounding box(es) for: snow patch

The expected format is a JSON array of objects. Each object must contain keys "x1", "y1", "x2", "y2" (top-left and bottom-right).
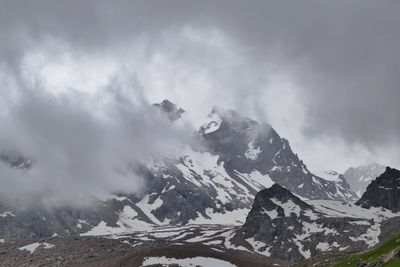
[
  {"x1": 235, "y1": 170, "x2": 275, "y2": 192},
  {"x1": 188, "y1": 208, "x2": 248, "y2": 225},
  {"x1": 136, "y1": 195, "x2": 169, "y2": 225},
  {"x1": 142, "y1": 256, "x2": 237, "y2": 267},
  {"x1": 81, "y1": 206, "x2": 153, "y2": 236},
  {"x1": 245, "y1": 141, "x2": 262, "y2": 160},
  {"x1": 270, "y1": 198, "x2": 301, "y2": 217},
  {"x1": 0, "y1": 211, "x2": 15, "y2": 218},
  {"x1": 245, "y1": 237, "x2": 271, "y2": 256},
  {"x1": 261, "y1": 207, "x2": 279, "y2": 219},
  {"x1": 18, "y1": 242, "x2": 54, "y2": 254},
  {"x1": 201, "y1": 112, "x2": 223, "y2": 134}
]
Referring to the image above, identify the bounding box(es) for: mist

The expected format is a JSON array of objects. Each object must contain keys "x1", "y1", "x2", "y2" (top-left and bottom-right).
[
  {"x1": 1, "y1": 0, "x2": 400, "y2": 207},
  {"x1": 0, "y1": 75, "x2": 193, "y2": 209}
]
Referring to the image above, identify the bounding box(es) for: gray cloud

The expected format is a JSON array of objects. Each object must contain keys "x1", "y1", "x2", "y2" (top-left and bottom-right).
[
  {"x1": 0, "y1": 0, "x2": 400, "y2": 194},
  {"x1": 0, "y1": 79, "x2": 192, "y2": 208}
]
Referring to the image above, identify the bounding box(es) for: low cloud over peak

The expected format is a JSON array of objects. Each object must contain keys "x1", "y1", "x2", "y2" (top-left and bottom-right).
[
  {"x1": 0, "y1": 84, "x2": 192, "y2": 208},
  {"x1": 1, "y1": 0, "x2": 400, "y2": 203}
]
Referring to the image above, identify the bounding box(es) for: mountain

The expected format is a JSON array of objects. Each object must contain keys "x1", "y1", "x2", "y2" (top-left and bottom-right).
[
  {"x1": 0, "y1": 101, "x2": 358, "y2": 243},
  {"x1": 151, "y1": 99, "x2": 185, "y2": 121},
  {"x1": 198, "y1": 108, "x2": 358, "y2": 202},
  {"x1": 343, "y1": 163, "x2": 386, "y2": 197},
  {"x1": 134, "y1": 106, "x2": 358, "y2": 226},
  {"x1": 356, "y1": 167, "x2": 400, "y2": 213},
  {"x1": 232, "y1": 183, "x2": 400, "y2": 262}
]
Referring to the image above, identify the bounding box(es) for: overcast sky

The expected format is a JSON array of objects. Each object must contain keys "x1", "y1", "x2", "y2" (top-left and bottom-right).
[{"x1": 1, "y1": 0, "x2": 400, "y2": 205}]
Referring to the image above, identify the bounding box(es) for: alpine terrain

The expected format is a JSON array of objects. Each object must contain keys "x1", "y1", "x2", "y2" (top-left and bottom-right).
[{"x1": 0, "y1": 101, "x2": 398, "y2": 266}]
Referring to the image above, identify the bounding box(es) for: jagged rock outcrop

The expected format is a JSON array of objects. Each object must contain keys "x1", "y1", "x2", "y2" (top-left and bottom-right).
[
  {"x1": 232, "y1": 183, "x2": 387, "y2": 262},
  {"x1": 151, "y1": 99, "x2": 185, "y2": 121},
  {"x1": 356, "y1": 167, "x2": 400, "y2": 212}
]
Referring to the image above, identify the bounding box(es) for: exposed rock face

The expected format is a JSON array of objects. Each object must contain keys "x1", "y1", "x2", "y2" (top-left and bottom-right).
[
  {"x1": 232, "y1": 183, "x2": 387, "y2": 262},
  {"x1": 356, "y1": 167, "x2": 400, "y2": 212},
  {"x1": 343, "y1": 163, "x2": 386, "y2": 197},
  {"x1": 151, "y1": 99, "x2": 185, "y2": 121}
]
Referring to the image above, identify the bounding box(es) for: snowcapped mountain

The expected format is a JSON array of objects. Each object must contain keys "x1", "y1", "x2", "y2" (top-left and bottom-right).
[
  {"x1": 197, "y1": 107, "x2": 358, "y2": 202},
  {"x1": 343, "y1": 163, "x2": 386, "y2": 197},
  {"x1": 356, "y1": 167, "x2": 400, "y2": 212},
  {"x1": 127, "y1": 105, "x2": 358, "y2": 228},
  {"x1": 232, "y1": 183, "x2": 400, "y2": 261},
  {"x1": 0, "y1": 100, "x2": 358, "y2": 243}
]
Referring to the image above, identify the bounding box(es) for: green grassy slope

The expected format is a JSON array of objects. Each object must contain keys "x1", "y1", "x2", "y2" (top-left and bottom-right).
[
  {"x1": 384, "y1": 258, "x2": 400, "y2": 267},
  {"x1": 294, "y1": 235, "x2": 400, "y2": 267},
  {"x1": 333, "y1": 235, "x2": 400, "y2": 267}
]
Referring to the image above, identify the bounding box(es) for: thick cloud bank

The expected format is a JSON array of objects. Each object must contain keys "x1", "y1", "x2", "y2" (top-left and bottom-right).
[
  {"x1": 1, "y1": 0, "x2": 400, "y2": 206},
  {"x1": 0, "y1": 81, "x2": 192, "y2": 208}
]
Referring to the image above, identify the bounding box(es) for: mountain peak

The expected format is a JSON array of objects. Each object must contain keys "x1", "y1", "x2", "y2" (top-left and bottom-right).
[
  {"x1": 356, "y1": 166, "x2": 400, "y2": 212},
  {"x1": 385, "y1": 166, "x2": 398, "y2": 173},
  {"x1": 256, "y1": 183, "x2": 311, "y2": 209},
  {"x1": 152, "y1": 99, "x2": 185, "y2": 121},
  {"x1": 200, "y1": 106, "x2": 263, "y2": 136},
  {"x1": 210, "y1": 106, "x2": 258, "y2": 125}
]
